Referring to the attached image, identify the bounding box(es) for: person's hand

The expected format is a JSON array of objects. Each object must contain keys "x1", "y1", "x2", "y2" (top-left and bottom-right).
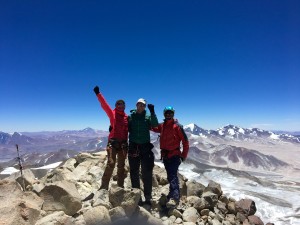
[
  {"x1": 147, "y1": 104, "x2": 155, "y2": 114},
  {"x1": 93, "y1": 86, "x2": 100, "y2": 95}
]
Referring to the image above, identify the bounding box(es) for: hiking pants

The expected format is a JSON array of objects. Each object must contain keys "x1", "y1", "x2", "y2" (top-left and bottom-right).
[
  {"x1": 101, "y1": 139, "x2": 128, "y2": 190},
  {"x1": 163, "y1": 155, "x2": 181, "y2": 201},
  {"x1": 128, "y1": 142, "x2": 154, "y2": 201}
]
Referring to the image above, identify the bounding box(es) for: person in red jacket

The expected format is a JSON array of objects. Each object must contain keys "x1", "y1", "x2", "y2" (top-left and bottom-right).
[
  {"x1": 152, "y1": 106, "x2": 189, "y2": 208},
  {"x1": 93, "y1": 86, "x2": 128, "y2": 190}
]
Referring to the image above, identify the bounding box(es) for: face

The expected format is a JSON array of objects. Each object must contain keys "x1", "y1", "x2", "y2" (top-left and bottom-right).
[
  {"x1": 136, "y1": 102, "x2": 146, "y2": 113},
  {"x1": 164, "y1": 110, "x2": 174, "y2": 120},
  {"x1": 116, "y1": 102, "x2": 125, "y2": 111}
]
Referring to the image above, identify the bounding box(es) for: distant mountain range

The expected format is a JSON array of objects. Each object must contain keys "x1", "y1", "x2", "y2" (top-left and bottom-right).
[
  {"x1": 183, "y1": 124, "x2": 300, "y2": 144},
  {"x1": 1, "y1": 124, "x2": 299, "y2": 173},
  {"x1": 0, "y1": 128, "x2": 109, "y2": 162}
]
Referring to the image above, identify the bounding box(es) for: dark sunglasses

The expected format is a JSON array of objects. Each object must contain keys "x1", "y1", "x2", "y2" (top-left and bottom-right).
[{"x1": 164, "y1": 111, "x2": 174, "y2": 115}]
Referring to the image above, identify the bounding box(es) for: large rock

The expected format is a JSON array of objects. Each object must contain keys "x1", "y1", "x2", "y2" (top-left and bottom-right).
[
  {"x1": 0, "y1": 180, "x2": 43, "y2": 225},
  {"x1": 35, "y1": 211, "x2": 74, "y2": 225},
  {"x1": 42, "y1": 167, "x2": 77, "y2": 183},
  {"x1": 186, "y1": 180, "x2": 205, "y2": 197},
  {"x1": 5, "y1": 169, "x2": 36, "y2": 190},
  {"x1": 134, "y1": 206, "x2": 164, "y2": 225},
  {"x1": 182, "y1": 207, "x2": 199, "y2": 223},
  {"x1": 109, "y1": 187, "x2": 141, "y2": 216},
  {"x1": 235, "y1": 199, "x2": 256, "y2": 216},
  {"x1": 202, "y1": 191, "x2": 218, "y2": 209},
  {"x1": 92, "y1": 189, "x2": 112, "y2": 209},
  {"x1": 248, "y1": 215, "x2": 264, "y2": 225},
  {"x1": 204, "y1": 181, "x2": 222, "y2": 197},
  {"x1": 187, "y1": 196, "x2": 210, "y2": 211},
  {"x1": 109, "y1": 206, "x2": 127, "y2": 222},
  {"x1": 75, "y1": 152, "x2": 106, "y2": 165},
  {"x1": 39, "y1": 180, "x2": 82, "y2": 216},
  {"x1": 82, "y1": 205, "x2": 111, "y2": 225}
]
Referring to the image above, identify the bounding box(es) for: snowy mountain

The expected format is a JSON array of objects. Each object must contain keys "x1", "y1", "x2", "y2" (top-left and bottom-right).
[{"x1": 184, "y1": 123, "x2": 300, "y2": 144}]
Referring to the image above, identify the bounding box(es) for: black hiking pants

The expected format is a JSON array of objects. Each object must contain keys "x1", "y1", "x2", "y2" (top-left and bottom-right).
[{"x1": 128, "y1": 142, "x2": 154, "y2": 201}]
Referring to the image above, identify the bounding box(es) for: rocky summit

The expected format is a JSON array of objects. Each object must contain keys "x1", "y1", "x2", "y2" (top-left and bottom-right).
[{"x1": 0, "y1": 151, "x2": 270, "y2": 225}]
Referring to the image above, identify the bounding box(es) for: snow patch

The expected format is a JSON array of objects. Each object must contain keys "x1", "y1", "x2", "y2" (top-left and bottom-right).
[
  {"x1": 270, "y1": 133, "x2": 279, "y2": 140},
  {"x1": 184, "y1": 123, "x2": 195, "y2": 131},
  {"x1": 228, "y1": 129, "x2": 235, "y2": 135},
  {"x1": 238, "y1": 128, "x2": 245, "y2": 134},
  {"x1": 32, "y1": 161, "x2": 62, "y2": 169},
  {"x1": 0, "y1": 167, "x2": 19, "y2": 175}
]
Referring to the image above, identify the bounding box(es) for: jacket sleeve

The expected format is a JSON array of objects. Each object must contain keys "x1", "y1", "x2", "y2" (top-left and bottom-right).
[
  {"x1": 151, "y1": 124, "x2": 161, "y2": 133},
  {"x1": 96, "y1": 93, "x2": 114, "y2": 121},
  {"x1": 178, "y1": 125, "x2": 189, "y2": 159},
  {"x1": 149, "y1": 113, "x2": 159, "y2": 128}
]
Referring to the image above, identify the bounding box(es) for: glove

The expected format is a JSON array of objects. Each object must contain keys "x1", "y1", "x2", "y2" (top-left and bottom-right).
[
  {"x1": 93, "y1": 86, "x2": 100, "y2": 95},
  {"x1": 147, "y1": 104, "x2": 155, "y2": 114}
]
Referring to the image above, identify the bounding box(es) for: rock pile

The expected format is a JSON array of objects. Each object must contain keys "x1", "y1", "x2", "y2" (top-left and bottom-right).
[{"x1": 0, "y1": 152, "x2": 270, "y2": 225}]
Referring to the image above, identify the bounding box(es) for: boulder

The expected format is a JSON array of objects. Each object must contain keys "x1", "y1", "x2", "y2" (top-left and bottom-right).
[
  {"x1": 235, "y1": 199, "x2": 256, "y2": 216},
  {"x1": 35, "y1": 211, "x2": 74, "y2": 225},
  {"x1": 5, "y1": 169, "x2": 36, "y2": 190},
  {"x1": 109, "y1": 206, "x2": 127, "y2": 222},
  {"x1": 0, "y1": 180, "x2": 43, "y2": 225},
  {"x1": 182, "y1": 207, "x2": 199, "y2": 223},
  {"x1": 204, "y1": 181, "x2": 222, "y2": 197},
  {"x1": 186, "y1": 180, "x2": 205, "y2": 197},
  {"x1": 109, "y1": 187, "x2": 141, "y2": 217},
  {"x1": 39, "y1": 180, "x2": 82, "y2": 216},
  {"x1": 82, "y1": 205, "x2": 111, "y2": 225},
  {"x1": 202, "y1": 191, "x2": 218, "y2": 209},
  {"x1": 248, "y1": 215, "x2": 264, "y2": 225}
]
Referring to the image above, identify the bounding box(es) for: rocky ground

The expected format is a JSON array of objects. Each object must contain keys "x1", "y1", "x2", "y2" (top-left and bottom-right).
[{"x1": 0, "y1": 151, "x2": 275, "y2": 225}]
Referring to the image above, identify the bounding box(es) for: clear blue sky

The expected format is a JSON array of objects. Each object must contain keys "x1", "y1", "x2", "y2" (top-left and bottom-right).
[{"x1": 1, "y1": 0, "x2": 299, "y2": 132}]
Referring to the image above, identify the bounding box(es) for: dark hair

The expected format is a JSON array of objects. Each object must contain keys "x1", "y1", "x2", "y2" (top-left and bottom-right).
[{"x1": 115, "y1": 99, "x2": 125, "y2": 105}]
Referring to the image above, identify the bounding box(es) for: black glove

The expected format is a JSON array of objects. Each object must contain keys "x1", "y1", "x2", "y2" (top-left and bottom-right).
[
  {"x1": 147, "y1": 104, "x2": 155, "y2": 114},
  {"x1": 93, "y1": 86, "x2": 100, "y2": 95}
]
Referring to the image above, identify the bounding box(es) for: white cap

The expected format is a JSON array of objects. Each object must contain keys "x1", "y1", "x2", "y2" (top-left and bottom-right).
[{"x1": 136, "y1": 98, "x2": 146, "y2": 105}]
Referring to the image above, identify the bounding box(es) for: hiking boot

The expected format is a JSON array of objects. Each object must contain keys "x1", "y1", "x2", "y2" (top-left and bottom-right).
[
  {"x1": 166, "y1": 198, "x2": 179, "y2": 208},
  {"x1": 144, "y1": 199, "x2": 152, "y2": 207},
  {"x1": 138, "y1": 199, "x2": 144, "y2": 206},
  {"x1": 142, "y1": 199, "x2": 152, "y2": 211}
]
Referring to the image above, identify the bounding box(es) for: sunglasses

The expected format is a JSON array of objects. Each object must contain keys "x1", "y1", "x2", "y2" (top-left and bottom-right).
[
  {"x1": 137, "y1": 103, "x2": 146, "y2": 107},
  {"x1": 117, "y1": 102, "x2": 125, "y2": 106},
  {"x1": 164, "y1": 111, "x2": 174, "y2": 115}
]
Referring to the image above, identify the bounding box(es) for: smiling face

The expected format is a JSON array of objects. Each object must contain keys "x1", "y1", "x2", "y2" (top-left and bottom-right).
[
  {"x1": 164, "y1": 110, "x2": 174, "y2": 120},
  {"x1": 115, "y1": 101, "x2": 125, "y2": 111},
  {"x1": 136, "y1": 102, "x2": 146, "y2": 113}
]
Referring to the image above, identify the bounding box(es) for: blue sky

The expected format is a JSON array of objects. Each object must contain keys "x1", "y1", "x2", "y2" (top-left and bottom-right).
[{"x1": 1, "y1": 0, "x2": 299, "y2": 132}]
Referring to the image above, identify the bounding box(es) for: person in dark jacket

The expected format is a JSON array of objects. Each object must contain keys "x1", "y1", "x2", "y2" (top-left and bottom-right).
[
  {"x1": 128, "y1": 98, "x2": 158, "y2": 206},
  {"x1": 152, "y1": 106, "x2": 189, "y2": 208},
  {"x1": 94, "y1": 86, "x2": 128, "y2": 190}
]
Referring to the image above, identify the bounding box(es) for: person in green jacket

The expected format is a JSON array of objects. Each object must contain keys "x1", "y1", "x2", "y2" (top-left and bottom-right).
[{"x1": 128, "y1": 98, "x2": 158, "y2": 206}]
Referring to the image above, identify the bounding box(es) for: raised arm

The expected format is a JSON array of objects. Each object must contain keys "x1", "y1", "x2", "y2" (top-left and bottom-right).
[
  {"x1": 147, "y1": 104, "x2": 159, "y2": 128},
  {"x1": 94, "y1": 86, "x2": 114, "y2": 120}
]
